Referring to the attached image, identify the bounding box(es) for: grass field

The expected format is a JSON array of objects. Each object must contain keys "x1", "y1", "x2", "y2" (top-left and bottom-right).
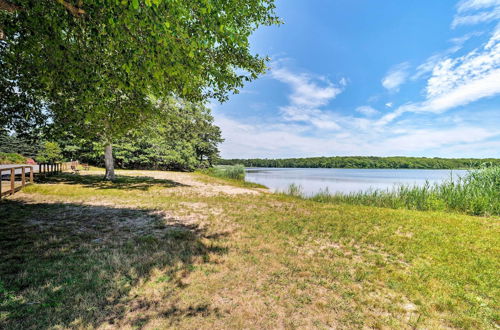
[{"x1": 0, "y1": 169, "x2": 498, "y2": 329}]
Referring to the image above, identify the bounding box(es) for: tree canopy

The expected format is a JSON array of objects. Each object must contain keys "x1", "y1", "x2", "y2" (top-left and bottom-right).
[
  {"x1": 1, "y1": 0, "x2": 279, "y2": 179},
  {"x1": 54, "y1": 99, "x2": 224, "y2": 170}
]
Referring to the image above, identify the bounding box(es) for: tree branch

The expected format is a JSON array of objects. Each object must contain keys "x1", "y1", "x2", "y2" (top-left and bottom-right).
[
  {"x1": 0, "y1": 0, "x2": 86, "y2": 16},
  {"x1": 0, "y1": 0, "x2": 21, "y2": 12},
  {"x1": 56, "y1": 0, "x2": 86, "y2": 17},
  {"x1": 0, "y1": 0, "x2": 86, "y2": 39}
]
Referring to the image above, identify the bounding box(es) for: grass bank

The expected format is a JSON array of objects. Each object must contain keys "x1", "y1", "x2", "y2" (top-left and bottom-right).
[
  {"x1": 199, "y1": 164, "x2": 246, "y2": 180},
  {"x1": 0, "y1": 152, "x2": 26, "y2": 164},
  {"x1": 303, "y1": 166, "x2": 500, "y2": 216},
  {"x1": 0, "y1": 169, "x2": 498, "y2": 329},
  {"x1": 197, "y1": 164, "x2": 266, "y2": 189}
]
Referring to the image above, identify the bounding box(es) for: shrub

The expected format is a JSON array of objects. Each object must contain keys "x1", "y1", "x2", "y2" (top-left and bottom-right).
[{"x1": 0, "y1": 152, "x2": 27, "y2": 164}]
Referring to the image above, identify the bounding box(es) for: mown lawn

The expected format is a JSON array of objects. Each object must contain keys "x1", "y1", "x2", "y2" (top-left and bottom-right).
[{"x1": 0, "y1": 170, "x2": 498, "y2": 329}]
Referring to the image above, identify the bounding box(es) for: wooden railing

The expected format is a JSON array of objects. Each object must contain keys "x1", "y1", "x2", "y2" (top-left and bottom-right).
[
  {"x1": 0, "y1": 161, "x2": 79, "y2": 198},
  {"x1": 0, "y1": 165, "x2": 34, "y2": 197}
]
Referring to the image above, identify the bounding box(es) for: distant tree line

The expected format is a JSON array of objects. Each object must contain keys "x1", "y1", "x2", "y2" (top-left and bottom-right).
[{"x1": 218, "y1": 156, "x2": 500, "y2": 169}]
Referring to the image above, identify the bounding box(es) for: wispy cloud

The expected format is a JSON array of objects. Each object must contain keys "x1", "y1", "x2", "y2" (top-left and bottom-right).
[
  {"x1": 381, "y1": 62, "x2": 411, "y2": 92},
  {"x1": 271, "y1": 65, "x2": 344, "y2": 130},
  {"x1": 457, "y1": 0, "x2": 500, "y2": 12},
  {"x1": 380, "y1": 23, "x2": 500, "y2": 124},
  {"x1": 215, "y1": 113, "x2": 499, "y2": 158},
  {"x1": 212, "y1": 1, "x2": 500, "y2": 159},
  {"x1": 355, "y1": 106, "x2": 379, "y2": 117},
  {"x1": 452, "y1": 0, "x2": 500, "y2": 27},
  {"x1": 412, "y1": 32, "x2": 482, "y2": 80}
]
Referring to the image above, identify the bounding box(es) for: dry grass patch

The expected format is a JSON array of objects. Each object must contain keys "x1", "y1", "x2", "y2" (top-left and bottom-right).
[{"x1": 1, "y1": 169, "x2": 498, "y2": 329}]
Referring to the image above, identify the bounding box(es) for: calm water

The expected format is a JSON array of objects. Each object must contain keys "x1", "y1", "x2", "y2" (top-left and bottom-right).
[{"x1": 245, "y1": 168, "x2": 468, "y2": 196}]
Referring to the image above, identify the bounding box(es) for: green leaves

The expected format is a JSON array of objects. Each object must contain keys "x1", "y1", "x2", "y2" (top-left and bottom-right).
[
  {"x1": 0, "y1": 0, "x2": 279, "y2": 159},
  {"x1": 53, "y1": 98, "x2": 223, "y2": 170}
]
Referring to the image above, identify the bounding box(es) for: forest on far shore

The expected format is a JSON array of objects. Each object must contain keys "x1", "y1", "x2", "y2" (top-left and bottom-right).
[{"x1": 218, "y1": 156, "x2": 500, "y2": 169}]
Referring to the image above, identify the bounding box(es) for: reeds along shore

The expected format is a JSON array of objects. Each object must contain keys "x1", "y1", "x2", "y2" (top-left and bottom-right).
[
  {"x1": 288, "y1": 166, "x2": 500, "y2": 216},
  {"x1": 201, "y1": 165, "x2": 246, "y2": 180}
]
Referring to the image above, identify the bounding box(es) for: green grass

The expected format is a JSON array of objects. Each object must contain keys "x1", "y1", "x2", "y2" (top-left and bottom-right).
[
  {"x1": 197, "y1": 164, "x2": 267, "y2": 188},
  {"x1": 0, "y1": 152, "x2": 26, "y2": 165},
  {"x1": 200, "y1": 164, "x2": 246, "y2": 180},
  {"x1": 307, "y1": 166, "x2": 500, "y2": 216},
  {"x1": 0, "y1": 169, "x2": 498, "y2": 329}
]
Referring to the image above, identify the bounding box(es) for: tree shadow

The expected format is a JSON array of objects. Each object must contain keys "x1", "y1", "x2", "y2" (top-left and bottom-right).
[
  {"x1": 0, "y1": 199, "x2": 227, "y2": 329},
  {"x1": 37, "y1": 173, "x2": 188, "y2": 191}
]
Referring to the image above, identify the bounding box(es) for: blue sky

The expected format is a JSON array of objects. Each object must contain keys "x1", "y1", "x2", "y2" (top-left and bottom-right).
[{"x1": 212, "y1": 0, "x2": 500, "y2": 159}]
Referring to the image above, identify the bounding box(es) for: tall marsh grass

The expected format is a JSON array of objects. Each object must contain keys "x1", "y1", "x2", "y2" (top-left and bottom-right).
[
  {"x1": 296, "y1": 166, "x2": 500, "y2": 216},
  {"x1": 202, "y1": 164, "x2": 246, "y2": 180}
]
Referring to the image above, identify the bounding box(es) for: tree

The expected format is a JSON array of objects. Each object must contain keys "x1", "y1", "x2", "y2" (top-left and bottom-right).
[
  {"x1": 36, "y1": 141, "x2": 63, "y2": 163},
  {"x1": 49, "y1": 98, "x2": 223, "y2": 171},
  {"x1": 0, "y1": 131, "x2": 40, "y2": 158},
  {"x1": 0, "y1": 0, "x2": 280, "y2": 179}
]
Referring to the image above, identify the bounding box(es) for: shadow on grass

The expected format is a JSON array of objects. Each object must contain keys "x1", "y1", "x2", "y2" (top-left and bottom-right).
[
  {"x1": 0, "y1": 199, "x2": 226, "y2": 329},
  {"x1": 37, "y1": 173, "x2": 188, "y2": 191}
]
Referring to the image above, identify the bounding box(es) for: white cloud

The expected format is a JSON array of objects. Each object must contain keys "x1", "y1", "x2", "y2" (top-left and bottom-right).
[
  {"x1": 453, "y1": 0, "x2": 500, "y2": 27},
  {"x1": 452, "y1": 9, "x2": 500, "y2": 27},
  {"x1": 355, "y1": 105, "x2": 380, "y2": 117},
  {"x1": 380, "y1": 24, "x2": 500, "y2": 124},
  {"x1": 215, "y1": 114, "x2": 500, "y2": 158},
  {"x1": 413, "y1": 54, "x2": 447, "y2": 80},
  {"x1": 270, "y1": 65, "x2": 343, "y2": 130},
  {"x1": 457, "y1": 0, "x2": 500, "y2": 13},
  {"x1": 385, "y1": 102, "x2": 393, "y2": 108},
  {"x1": 449, "y1": 31, "x2": 484, "y2": 45},
  {"x1": 381, "y1": 62, "x2": 411, "y2": 92},
  {"x1": 413, "y1": 32, "x2": 484, "y2": 80},
  {"x1": 382, "y1": 126, "x2": 495, "y2": 150},
  {"x1": 271, "y1": 66, "x2": 342, "y2": 108}
]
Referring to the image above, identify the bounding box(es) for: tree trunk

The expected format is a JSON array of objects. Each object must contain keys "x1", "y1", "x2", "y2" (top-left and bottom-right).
[{"x1": 104, "y1": 143, "x2": 115, "y2": 181}]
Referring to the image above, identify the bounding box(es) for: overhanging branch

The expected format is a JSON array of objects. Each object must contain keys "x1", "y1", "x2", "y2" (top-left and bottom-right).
[
  {"x1": 56, "y1": 0, "x2": 86, "y2": 17},
  {"x1": 0, "y1": 0, "x2": 86, "y2": 39},
  {"x1": 0, "y1": 0, "x2": 21, "y2": 13},
  {"x1": 0, "y1": 0, "x2": 86, "y2": 16}
]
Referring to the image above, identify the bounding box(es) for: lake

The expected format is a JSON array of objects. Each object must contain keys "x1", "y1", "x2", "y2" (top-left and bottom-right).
[{"x1": 245, "y1": 168, "x2": 468, "y2": 195}]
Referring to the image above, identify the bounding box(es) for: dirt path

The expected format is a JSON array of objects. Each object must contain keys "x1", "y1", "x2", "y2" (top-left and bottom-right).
[{"x1": 114, "y1": 169, "x2": 265, "y2": 196}]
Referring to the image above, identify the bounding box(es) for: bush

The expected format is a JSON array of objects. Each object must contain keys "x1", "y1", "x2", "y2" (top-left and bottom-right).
[{"x1": 0, "y1": 152, "x2": 27, "y2": 164}]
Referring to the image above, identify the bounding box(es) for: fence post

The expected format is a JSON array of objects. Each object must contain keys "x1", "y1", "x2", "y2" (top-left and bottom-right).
[
  {"x1": 30, "y1": 166, "x2": 34, "y2": 183},
  {"x1": 21, "y1": 167, "x2": 25, "y2": 186},
  {"x1": 10, "y1": 168, "x2": 15, "y2": 195},
  {"x1": 0, "y1": 169, "x2": 2, "y2": 196}
]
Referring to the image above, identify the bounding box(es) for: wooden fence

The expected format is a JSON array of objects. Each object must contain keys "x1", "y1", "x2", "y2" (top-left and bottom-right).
[
  {"x1": 0, "y1": 165, "x2": 34, "y2": 197},
  {"x1": 0, "y1": 161, "x2": 79, "y2": 198}
]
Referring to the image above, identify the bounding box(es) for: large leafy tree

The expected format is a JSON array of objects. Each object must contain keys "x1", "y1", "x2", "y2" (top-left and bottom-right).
[
  {"x1": 54, "y1": 98, "x2": 224, "y2": 171},
  {"x1": 0, "y1": 0, "x2": 279, "y2": 179}
]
